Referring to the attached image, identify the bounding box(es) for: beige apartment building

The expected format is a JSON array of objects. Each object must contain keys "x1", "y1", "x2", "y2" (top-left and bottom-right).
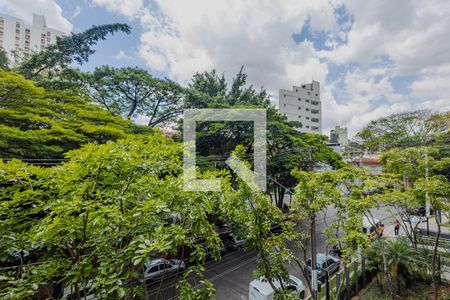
[{"x1": 0, "y1": 13, "x2": 65, "y2": 64}]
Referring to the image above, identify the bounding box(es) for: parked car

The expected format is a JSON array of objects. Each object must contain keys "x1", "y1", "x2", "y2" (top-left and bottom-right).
[
  {"x1": 195, "y1": 242, "x2": 226, "y2": 261},
  {"x1": 144, "y1": 258, "x2": 185, "y2": 283},
  {"x1": 407, "y1": 206, "x2": 434, "y2": 217},
  {"x1": 223, "y1": 233, "x2": 246, "y2": 251},
  {"x1": 249, "y1": 275, "x2": 305, "y2": 300},
  {"x1": 402, "y1": 214, "x2": 427, "y2": 223},
  {"x1": 270, "y1": 223, "x2": 282, "y2": 234},
  {"x1": 307, "y1": 253, "x2": 340, "y2": 283}
]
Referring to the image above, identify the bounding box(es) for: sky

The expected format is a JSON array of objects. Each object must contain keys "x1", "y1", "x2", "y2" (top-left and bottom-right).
[{"x1": 1, "y1": 0, "x2": 449, "y2": 137}]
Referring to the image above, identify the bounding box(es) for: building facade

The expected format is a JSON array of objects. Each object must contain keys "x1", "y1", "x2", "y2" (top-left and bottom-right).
[
  {"x1": 329, "y1": 125, "x2": 348, "y2": 146},
  {"x1": 0, "y1": 13, "x2": 65, "y2": 64},
  {"x1": 278, "y1": 81, "x2": 322, "y2": 133}
]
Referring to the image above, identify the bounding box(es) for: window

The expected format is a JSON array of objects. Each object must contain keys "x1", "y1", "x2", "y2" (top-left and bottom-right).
[
  {"x1": 295, "y1": 89, "x2": 298, "y2": 92},
  {"x1": 16, "y1": 29, "x2": 20, "y2": 34},
  {"x1": 307, "y1": 91, "x2": 311, "y2": 96},
  {"x1": 312, "y1": 101, "x2": 319, "y2": 105},
  {"x1": 298, "y1": 115, "x2": 301, "y2": 119},
  {"x1": 298, "y1": 98, "x2": 301, "y2": 101},
  {"x1": 298, "y1": 107, "x2": 301, "y2": 110},
  {"x1": 148, "y1": 266, "x2": 159, "y2": 273},
  {"x1": 16, "y1": 23, "x2": 20, "y2": 28},
  {"x1": 306, "y1": 117, "x2": 310, "y2": 120},
  {"x1": 306, "y1": 108, "x2": 309, "y2": 111},
  {"x1": 302, "y1": 85, "x2": 306, "y2": 88},
  {"x1": 306, "y1": 126, "x2": 310, "y2": 128},
  {"x1": 283, "y1": 94, "x2": 286, "y2": 97},
  {"x1": 283, "y1": 103, "x2": 286, "y2": 107},
  {"x1": 306, "y1": 100, "x2": 310, "y2": 103},
  {"x1": 312, "y1": 118, "x2": 319, "y2": 123},
  {"x1": 311, "y1": 109, "x2": 319, "y2": 114}
]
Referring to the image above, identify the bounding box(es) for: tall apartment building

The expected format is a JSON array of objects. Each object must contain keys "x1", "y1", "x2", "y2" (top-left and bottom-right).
[
  {"x1": 0, "y1": 13, "x2": 65, "y2": 64},
  {"x1": 329, "y1": 125, "x2": 348, "y2": 146},
  {"x1": 279, "y1": 80, "x2": 322, "y2": 133}
]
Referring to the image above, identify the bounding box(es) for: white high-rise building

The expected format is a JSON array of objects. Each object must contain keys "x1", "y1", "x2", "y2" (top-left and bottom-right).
[
  {"x1": 279, "y1": 80, "x2": 322, "y2": 133},
  {"x1": 0, "y1": 13, "x2": 66, "y2": 64},
  {"x1": 330, "y1": 125, "x2": 348, "y2": 146}
]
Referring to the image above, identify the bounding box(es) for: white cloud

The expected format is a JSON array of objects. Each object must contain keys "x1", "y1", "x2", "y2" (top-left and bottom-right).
[
  {"x1": 71, "y1": 5, "x2": 81, "y2": 20},
  {"x1": 323, "y1": 0, "x2": 450, "y2": 75},
  {"x1": 135, "y1": 0, "x2": 336, "y2": 94},
  {"x1": 0, "y1": 0, "x2": 73, "y2": 33},
  {"x1": 321, "y1": 67, "x2": 411, "y2": 136},
  {"x1": 410, "y1": 74, "x2": 450, "y2": 112},
  {"x1": 114, "y1": 49, "x2": 132, "y2": 61},
  {"x1": 88, "y1": 0, "x2": 450, "y2": 136},
  {"x1": 91, "y1": 0, "x2": 144, "y2": 19}
]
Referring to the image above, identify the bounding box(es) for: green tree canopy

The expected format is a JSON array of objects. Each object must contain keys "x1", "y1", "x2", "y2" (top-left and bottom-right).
[
  {"x1": 0, "y1": 48, "x2": 9, "y2": 70},
  {"x1": 0, "y1": 135, "x2": 295, "y2": 299},
  {"x1": 16, "y1": 23, "x2": 131, "y2": 79},
  {"x1": 186, "y1": 67, "x2": 271, "y2": 108},
  {"x1": 186, "y1": 68, "x2": 343, "y2": 207},
  {"x1": 0, "y1": 70, "x2": 151, "y2": 159},
  {"x1": 357, "y1": 110, "x2": 449, "y2": 152},
  {"x1": 81, "y1": 66, "x2": 185, "y2": 126}
]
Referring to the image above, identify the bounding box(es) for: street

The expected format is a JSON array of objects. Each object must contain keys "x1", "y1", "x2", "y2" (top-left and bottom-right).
[{"x1": 147, "y1": 206, "x2": 397, "y2": 299}]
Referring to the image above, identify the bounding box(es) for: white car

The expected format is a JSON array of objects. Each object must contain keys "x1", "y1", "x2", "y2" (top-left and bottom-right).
[
  {"x1": 249, "y1": 275, "x2": 305, "y2": 300},
  {"x1": 402, "y1": 215, "x2": 427, "y2": 223},
  {"x1": 144, "y1": 258, "x2": 185, "y2": 283}
]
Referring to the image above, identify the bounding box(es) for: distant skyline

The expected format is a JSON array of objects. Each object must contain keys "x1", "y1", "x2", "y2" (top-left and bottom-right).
[{"x1": 1, "y1": 0, "x2": 449, "y2": 136}]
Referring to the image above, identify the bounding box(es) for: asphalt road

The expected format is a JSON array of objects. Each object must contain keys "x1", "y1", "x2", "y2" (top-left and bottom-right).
[{"x1": 146, "y1": 206, "x2": 396, "y2": 300}]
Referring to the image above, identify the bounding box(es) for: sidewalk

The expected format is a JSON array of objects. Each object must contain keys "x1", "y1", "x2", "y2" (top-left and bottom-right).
[{"x1": 383, "y1": 215, "x2": 450, "y2": 238}]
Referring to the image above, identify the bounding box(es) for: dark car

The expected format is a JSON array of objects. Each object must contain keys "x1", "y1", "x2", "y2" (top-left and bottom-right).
[
  {"x1": 407, "y1": 206, "x2": 434, "y2": 217},
  {"x1": 307, "y1": 253, "x2": 340, "y2": 283}
]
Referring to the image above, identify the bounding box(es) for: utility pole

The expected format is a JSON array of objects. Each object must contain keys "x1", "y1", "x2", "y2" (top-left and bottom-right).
[
  {"x1": 424, "y1": 151, "x2": 430, "y2": 235},
  {"x1": 310, "y1": 212, "x2": 318, "y2": 300},
  {"x1": 307, "y1": 146, "x2": 318, "y2": 299}
]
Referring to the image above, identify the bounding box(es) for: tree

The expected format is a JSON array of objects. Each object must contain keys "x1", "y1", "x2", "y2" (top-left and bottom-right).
[
  {"x1": 82, "y1": 66, "x2": 185, "y2": 126},
  {"x1": 187, "y1": 68, "x2": 343, "y2": 208},
  {"x1": 0, "y1": 137, "x2": 300, "y2": 299},
  {"x1": 414, "y1": 175, "x2": 450, "y2": 299},
  {"x1": 16, "y1": 23, "x2": 131, "y2": 79},
  {"x1": 357, "y1": 110, "x2": 448, "y2": 152},
  {"x1": 186, "y1": 67, "x2": 271, "y2": 108},
  {"x1": 0, "y1": 70, "x2": 151, "y2": 159},
  {"x1": 381, "y1": 146, "x2": 450, "y2": 299},
  {"x1": 364, "y1": 237, "x2": 426, "y2": 297},
  {"x1": 0, "y1": 48, "x2": 9, "y2": 70}
]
